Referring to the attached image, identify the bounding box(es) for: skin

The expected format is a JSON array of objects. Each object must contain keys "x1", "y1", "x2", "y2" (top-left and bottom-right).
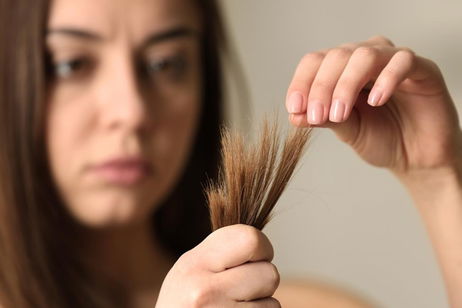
[
  {"x1": 285, "y1": 36, "x2": 462, "y2": 307},
  {"x1": 46, "y1": 0, "x2": 280, "y2": 306},
  {"x1": 46, "y1": 0, "x2": 203, "y2": 228},
  {"x1": 44, "y1": 0, "x2": 462, "y2": 306},
  {"x1": 46, "y1": 0, "x2": 204, "y2": 301}
]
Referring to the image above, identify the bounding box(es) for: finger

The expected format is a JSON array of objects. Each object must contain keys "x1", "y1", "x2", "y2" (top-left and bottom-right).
[
  {"x1": 331, "y1": 46, "x2": 395, "y2": 122},
  {"x1": 306, "y1": 47, "x2": 353, "y2": 125},
  {"x1": 195, "y1": 224, "x2": 274, "y2": 272},
  {"x1": 365, "y1": 35, "x2": 395, "y2": 47},
  {"x1": 218, "y1": 261, "x2": 280, "y2": 301},
  {"x1": 237, "y1": 297, "x2": 281, "y2": 307},
  {"x1": 321, "y1": 105, "x2": 362, "y2": 146},
  {"x1": 286, "y1": 52, "x2": 325, "y2": 114},
  {"x1": 285, "y1": 35, "x2": 394, "y2": 117},
  {"x1": 289, "y1": 113, "x2": 310, "y2": 127},
  {"x1": 289, "y1": 103, "x2": 362, "y2": 146},
  {"x1": 367, "y1": 48, "x2": 417, "y2": 106},
  {"x1": 339, "y1": 35, "x2": 395, "y2": 50}
]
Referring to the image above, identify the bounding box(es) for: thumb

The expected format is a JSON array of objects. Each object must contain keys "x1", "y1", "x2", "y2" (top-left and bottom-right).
[{"x1": 316, "y1": 107, "x2": 360, "y2": 146}]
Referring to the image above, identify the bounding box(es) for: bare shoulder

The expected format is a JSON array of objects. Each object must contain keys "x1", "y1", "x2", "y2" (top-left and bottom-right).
[{"x1": 274, "y1": 278, "x2": 378, "y2": 308}]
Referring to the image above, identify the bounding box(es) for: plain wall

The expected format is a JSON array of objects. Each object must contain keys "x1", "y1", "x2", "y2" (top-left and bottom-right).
[{"x1": 219, "y1": 1, "x2": 462, "y2": 307}]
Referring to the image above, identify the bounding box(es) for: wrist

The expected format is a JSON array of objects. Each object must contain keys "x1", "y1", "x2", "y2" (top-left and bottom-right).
[
  {"x1": 392, "y1": 127, "x2": 462, "y2": 192},
  {"x1": 393, "y1": 162, "x2": 462, "y2": 210},
  {"x1": 394, "y1": 162, "x2": 462, "y2": 187},
  {"x1": 392, "y1": 129, "x2": 462, "y2": 197},
  {"x1": 394, "y1": 161, "x2": 462, "y2": 308}
]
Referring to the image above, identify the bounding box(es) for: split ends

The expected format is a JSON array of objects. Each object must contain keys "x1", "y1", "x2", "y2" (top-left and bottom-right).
[{"x1": 206, "y1": 116, "x2": 312, "y2": 231}]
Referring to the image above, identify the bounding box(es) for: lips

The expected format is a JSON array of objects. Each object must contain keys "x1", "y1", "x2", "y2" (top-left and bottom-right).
[{"x1": 91, "y1": 157, "x2": 152, "y2": 185}]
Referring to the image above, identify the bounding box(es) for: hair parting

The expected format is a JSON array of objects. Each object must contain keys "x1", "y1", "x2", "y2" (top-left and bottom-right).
[{"x1": 206, "y1": 116, "x2": 312, "y2": 231}]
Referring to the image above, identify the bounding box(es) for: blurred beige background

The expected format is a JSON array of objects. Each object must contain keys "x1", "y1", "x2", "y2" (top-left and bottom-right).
[{"x1": 219, "y1": 1, "x2": 462, "y2": 307}]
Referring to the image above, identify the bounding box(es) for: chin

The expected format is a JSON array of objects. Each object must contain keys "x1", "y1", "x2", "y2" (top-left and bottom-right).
[{"x1": 67, "y1": 189, "x2": 159, "y2": 228}]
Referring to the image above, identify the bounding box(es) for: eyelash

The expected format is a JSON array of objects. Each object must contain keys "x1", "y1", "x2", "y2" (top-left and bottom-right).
[{"x1": 51, "y1": 55, "x2": 188, "y2": 82}]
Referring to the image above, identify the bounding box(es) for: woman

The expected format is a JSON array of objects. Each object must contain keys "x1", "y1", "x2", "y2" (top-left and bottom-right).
[{"x1": 0, "y1": 0, "x2": 460, "y2": 307}]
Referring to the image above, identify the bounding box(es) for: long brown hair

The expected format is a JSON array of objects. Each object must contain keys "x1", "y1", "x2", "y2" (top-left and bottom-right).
[
  {"x1": 0, "y1": 0, "x2": 226, "y2": 307},
  {"x1": 207, "y1": 118, "x2": 311, "y2": 231}
]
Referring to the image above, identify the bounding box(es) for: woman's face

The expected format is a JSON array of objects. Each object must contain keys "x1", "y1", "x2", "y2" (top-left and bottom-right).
[{"x1": 46, "y1": 0, "x2": 202, "y2": 227}]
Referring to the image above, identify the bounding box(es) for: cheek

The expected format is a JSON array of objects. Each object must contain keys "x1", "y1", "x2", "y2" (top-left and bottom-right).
[
  {"x1": 47, "y1": 96, "x2": 88, "y2": 196},
  {"x1": 46, "y1": 84, "x2": 203, "y2": 228},
  {"x1": 148, "y1": 87, "x2": 202, "y2": 203},
  {"x1": 46, "y1": 95, "x2": 105, "y2": 225}
]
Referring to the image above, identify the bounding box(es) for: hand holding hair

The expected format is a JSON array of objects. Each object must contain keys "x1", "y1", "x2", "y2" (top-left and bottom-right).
[
  {"x1": 156, "y1": 224, "x2": 281, "y2": 307},
  {"x1": 286, "y1": 35, "x2": 462, "y2": 176},
  {"x1": 156, "y1": 118, "x2": 309, "y2": 307},
  {"x1": 286, "y1": 35, "x2": 462, "y2": 308}
]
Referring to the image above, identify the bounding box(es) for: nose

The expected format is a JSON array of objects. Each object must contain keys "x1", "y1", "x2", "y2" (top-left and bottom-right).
[{"x1": 97, "y1": 54, "x2": 150, "y2": 134}]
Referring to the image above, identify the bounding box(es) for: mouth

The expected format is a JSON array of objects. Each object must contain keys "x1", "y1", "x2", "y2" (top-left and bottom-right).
[{"x1": 90, "y1": 156, "x2": 153, "y2": 186}]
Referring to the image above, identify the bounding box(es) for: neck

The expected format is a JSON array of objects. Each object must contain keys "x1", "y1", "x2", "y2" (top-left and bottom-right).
[{"x1": 78, "y1": 218, "x2": 175, "y2": 304}]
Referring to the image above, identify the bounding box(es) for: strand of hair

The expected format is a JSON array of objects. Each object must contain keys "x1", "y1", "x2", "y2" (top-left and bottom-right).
[{"x1": 206, "y1": 116, "x2": 311, "y2": 231}]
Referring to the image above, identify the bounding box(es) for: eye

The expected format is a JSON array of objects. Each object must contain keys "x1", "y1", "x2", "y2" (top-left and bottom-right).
[
  {"x1": 52, "y1": 58, "x2": 90, "y2": 79},
  {"x1": 144, "y1": 56, "x2": 187, "y2": 81}
]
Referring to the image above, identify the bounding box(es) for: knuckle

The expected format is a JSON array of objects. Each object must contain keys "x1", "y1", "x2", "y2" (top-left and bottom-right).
[
  {"x1": 354, "y1": 46, "x2": 379, "y2": 59},
  {"x1": 179, "y1": 249, "x2": 192, "y2": 261},
  {"x1": 188, "y1": 279, "x2": 215, "y2": 307},
  {"x1": 175, "y1": 250, "x2": 196, "y2": 274},
  {"x1": 177, "y1": 250, "x2": 192, "y2": 267},
  {"x1": 370, "y1": 34, "x2": 394, "y2": 46},
  {"x1": 425, "y1": 57, "x2": 441, "y2": 72},
  {"x1": 338, "y1": 42, "x2": 356, "y2": 50},
  {"x1": 327, "y1": 47, "x2": 352, "y2": 59},
  {"x1": 301, "y1": 51, "x2": 325, "y2": 64},
  {"x1": 238, "y1": 224, "x2": 261, "y2": 250},
  {"x1": 397, "y1": 47, "x2": 416, "y2": 61}
]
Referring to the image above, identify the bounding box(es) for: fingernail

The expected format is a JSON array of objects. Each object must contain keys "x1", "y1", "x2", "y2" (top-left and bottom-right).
[
  {"x1": 368, "y1": 89, "x2": 383, "y2": 106},
  {"x1": 288, "y1": 92, "x2": 304, "y2": 113},
  {"x1": 308, "y1": 101, "x2": 324, "y2": 124},
  {"x1": 330, "y1": 99, "x2": 345, "y2": 122}
]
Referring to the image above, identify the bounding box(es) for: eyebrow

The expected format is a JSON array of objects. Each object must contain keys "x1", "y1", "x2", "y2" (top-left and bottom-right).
[{"x1": 46, "y1": 26, "x2": 198, "y2": 47}]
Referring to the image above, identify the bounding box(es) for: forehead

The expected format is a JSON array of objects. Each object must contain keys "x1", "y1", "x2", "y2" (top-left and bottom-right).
[{"x1": 48, "y1": 0, "x2": 201, "y2": 41}]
